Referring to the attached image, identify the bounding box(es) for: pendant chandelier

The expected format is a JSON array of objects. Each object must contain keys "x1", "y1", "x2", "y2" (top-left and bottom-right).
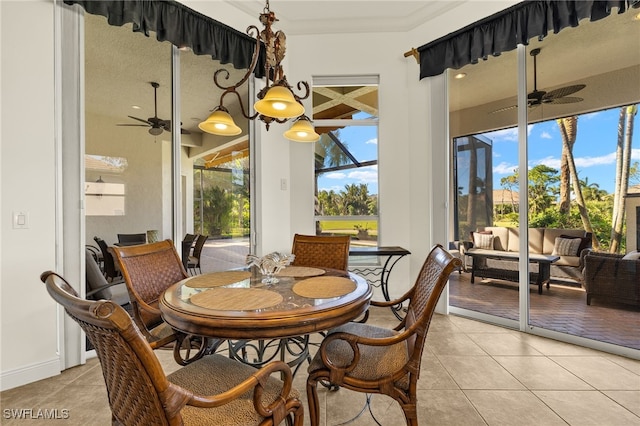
[{"x1": 198, "y1": 0, "x2": 320, "y2": 143}]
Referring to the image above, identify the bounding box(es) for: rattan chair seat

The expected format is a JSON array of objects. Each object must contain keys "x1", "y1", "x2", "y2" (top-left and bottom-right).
[
  {"x1": 308, "y1": 322, "x2": 409, "y2": 388},
  {"x1": 170, "y1": 354, "x2": 300, "y2": 425}
]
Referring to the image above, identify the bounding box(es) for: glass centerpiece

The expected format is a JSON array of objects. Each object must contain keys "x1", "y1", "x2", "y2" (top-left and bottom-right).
[{"x1": 246, "y1": 252, "x2": 295, "y2": 284}]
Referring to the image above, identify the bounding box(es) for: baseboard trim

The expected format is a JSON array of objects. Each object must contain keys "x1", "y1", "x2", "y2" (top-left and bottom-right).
[{"x1": 0, "y1": 357, "x2": 61, "y2": 392}]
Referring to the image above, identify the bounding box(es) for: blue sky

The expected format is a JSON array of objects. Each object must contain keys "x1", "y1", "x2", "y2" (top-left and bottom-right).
[
  {"x1": 316, "y1": 105, "x2": 639, "y2": 196},
  {"x1": 317, "y1": 125, "x2": 379, "y2": 194},
  {"x1": 486, "y1": 106, "x2": 640, "y2": 194}
]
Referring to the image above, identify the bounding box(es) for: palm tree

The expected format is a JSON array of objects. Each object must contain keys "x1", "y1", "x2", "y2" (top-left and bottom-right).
[
  {"x1": 610, "y1": 104, "x2": 637, "y2": 253},
  {"x1": 558, "y1": 115, "x2": 576, "y2": 214},
  {"x1": 557, "y1": 116, "x2": 599, "y2": 250}
]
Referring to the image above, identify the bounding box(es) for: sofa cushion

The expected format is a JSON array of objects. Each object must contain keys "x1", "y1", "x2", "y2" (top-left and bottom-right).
[
  {"x1": 528, "y1": 228, "x2": 545, "y2": 254},
  {"x1": 472, "y1": 232, "x2": 495, "y2": 249},
  {"x1": 481, "y1": 227, "x2": 509, "y2": 251},
  {"x1": 554, "y1": 255, "x2": 581, "y2": 267},
  {"x1": 552, "y1": 237, "x2": 582, "y2": 256},
  {"x1": 543, "y1": 228, "x2": 584, "y2": 254}
]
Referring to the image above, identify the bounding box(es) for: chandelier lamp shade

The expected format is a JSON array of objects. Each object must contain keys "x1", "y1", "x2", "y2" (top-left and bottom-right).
[
  {"x1": 283, "y1": 115, "x2": 320, "y2": 142},
  {"x1": 199, "y1": 0, "x2": 317, "y2": 142},
  {"x1": 198, "y1": 106, "x2": 242, "y2": 136}
]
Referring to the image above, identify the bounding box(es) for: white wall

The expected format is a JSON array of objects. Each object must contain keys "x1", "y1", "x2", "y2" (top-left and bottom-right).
[
  {"x1": 0, "y1": 0, "x2": 521, "y2": 390},
  {"x1": 1, "y1": 0, "x2": 60, "y2": 390},
  {"x1": 85, "y1": 111, "x2": 168, "y2": 245}
]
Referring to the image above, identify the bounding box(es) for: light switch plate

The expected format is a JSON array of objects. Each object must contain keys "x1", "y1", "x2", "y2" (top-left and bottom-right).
[{"x1": 12, "y1": 211, "x2": 29, "y2": 229}]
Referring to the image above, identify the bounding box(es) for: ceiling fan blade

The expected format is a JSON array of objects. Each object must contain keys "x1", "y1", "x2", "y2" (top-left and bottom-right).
[
  {"x1": 181, "y1": 128, "x2": 191, "y2": 135},
  {"x1": 543, "y1": 84, "x2": 586, "y2": 100},
  {"x1": 127, "y1": 115, "x2": 152, "y2": 125},
  {"x1": 547, "y1": 96, "x2": 584, "y2": 105},
  {"x1": 117, "y1": 124, "x2": 149, "y2": 127},
  {"x1": 489, "y1": 104, "x2": 517, "y2": 114}
]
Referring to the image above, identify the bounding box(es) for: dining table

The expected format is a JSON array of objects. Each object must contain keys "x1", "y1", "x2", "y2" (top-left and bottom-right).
[{"x1": 160, "y1": 266, "x2": 372, "y2": 371}]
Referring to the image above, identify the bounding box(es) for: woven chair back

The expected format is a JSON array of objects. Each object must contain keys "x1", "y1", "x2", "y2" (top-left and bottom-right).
[
  {"x1": 404, "y1": 244, "x2": 460, "y2": 359},
  {"x1": 112, "y1": 240, "x2": 187, "y2": 330},
  {"x1": 40, "y1": 271, "x2": 171, "y2": 425},
  {"x1": 291, "y1": 234, "x2": 351, "y2": 272}
]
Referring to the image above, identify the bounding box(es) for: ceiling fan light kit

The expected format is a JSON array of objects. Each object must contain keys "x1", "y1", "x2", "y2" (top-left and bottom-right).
[
  {"x1": 490, "y1": 47, "x2": 586, "y2": 114},
  {"x1": 117, "y1": 81, "x2": 190, "y2": 136},
  {"x1": 199, "y1": 0, "x2": 317, "y2": 142}
]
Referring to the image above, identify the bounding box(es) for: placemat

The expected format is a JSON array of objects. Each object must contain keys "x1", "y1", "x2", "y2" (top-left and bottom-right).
[
  {"x1": 292, "y1": 276, "x2": 356, "y2": 299},
  {"x1": 276, "y1": 266, "x2": 325, "y2": 278},
  {"x1": 185, "y1": 271, "x2": 252, "y2": 288},
  {"x1": 190, "y1": 288, "x2": 283, "y2": 311}
]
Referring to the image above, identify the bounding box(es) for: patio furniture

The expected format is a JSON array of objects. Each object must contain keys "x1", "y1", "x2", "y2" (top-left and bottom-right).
[
  {"x1": 85, "y1": 248, "x2": 128, "y2": 307},
  {"x1": 93, "y1": 236, "x2": 121, "y2": 282},
  {"x1": 467, "y1": 249, "x2": 560, "y2": 294},
  {"x1": 306, "y1": 244, "x2": 460, "y2": 426},
  {"x1": 461, "y1": 226, "x2": 591, "y2": 284},
  {"x1": 187, "y1": 234, "x2": 208, "y2": 275},
  {"x1": 40, "y1": 270, "x2": 304, "y2": 426},
  {"x1": 584, "y1": 251, "x2": 640, "y2": 306},
  {"x1": 116, "y1": 232, "x2": 147, "y2": 246}
]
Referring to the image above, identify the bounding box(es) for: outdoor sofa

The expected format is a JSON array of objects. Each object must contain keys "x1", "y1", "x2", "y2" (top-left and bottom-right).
[{"x1": 461, "y1": 226, "x2": 592, "y2": 285}]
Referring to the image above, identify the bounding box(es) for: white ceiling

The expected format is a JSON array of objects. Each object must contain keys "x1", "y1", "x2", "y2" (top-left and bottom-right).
[{"x1": 224, "y1": 0, "x2": 461, "y2": 34}]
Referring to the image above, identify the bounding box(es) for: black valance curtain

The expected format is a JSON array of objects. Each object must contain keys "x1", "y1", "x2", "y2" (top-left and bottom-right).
[
  {"x1": 63, "y1": 0, "x2": 265, "y2": 77},
  {"x1": 417, "y1": 0, "x2": 639, "y2": 79}
]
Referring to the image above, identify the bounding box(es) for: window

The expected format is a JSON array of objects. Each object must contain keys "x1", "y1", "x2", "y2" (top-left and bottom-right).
[{"x1": 312, "y1": 76, "x2": 379, "y2": 247}]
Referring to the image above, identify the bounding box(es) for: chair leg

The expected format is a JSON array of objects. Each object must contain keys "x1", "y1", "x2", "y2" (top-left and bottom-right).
[
  {"x1": 401, "y1": 403, "x2": 418, "y2": 426},
  {"x1": 306, "y1": 376, "x2": 321, "y2": 426}
]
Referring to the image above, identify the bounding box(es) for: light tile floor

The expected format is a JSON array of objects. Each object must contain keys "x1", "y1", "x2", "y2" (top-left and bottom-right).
[{"x1": 1, "y1": 307, "x2": 638, "y2": 425}]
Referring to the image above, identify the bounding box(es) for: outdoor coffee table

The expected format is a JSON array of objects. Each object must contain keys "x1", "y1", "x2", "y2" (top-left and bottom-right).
[{"x1": 467, "y1": 249, "x2": 560, "y2": 294}]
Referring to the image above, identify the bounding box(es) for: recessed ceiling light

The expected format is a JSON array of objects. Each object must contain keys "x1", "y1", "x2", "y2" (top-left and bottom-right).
[
  {"x1": 132, "y1": 105, "x2": 141, "y2": 109},
  {"x1": 454, "y1": 73, "x2": 467, "y2": 79},
  {"x1": 634, "y1": 12, "x2": 640, "y2": 21}
]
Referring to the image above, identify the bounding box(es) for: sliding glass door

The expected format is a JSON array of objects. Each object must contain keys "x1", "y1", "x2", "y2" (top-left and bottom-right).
[{"x1": 448, "y1": 10, "x2": 640, "y2": 354}]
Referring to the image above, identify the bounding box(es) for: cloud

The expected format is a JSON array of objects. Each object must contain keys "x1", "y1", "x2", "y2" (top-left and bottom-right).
[
  {"x1": 582, "y1": 111, "x2": 602, "y2": 120},
  {"x1": 325, "y1": 172, "x2": 346, "y2": 180},
  {"x1": 484, "y1": 125, "x2": 533, "y2": 142},
  {"x1": 494, "y1": 162, "x2": 517, "y2": 175},
  {"x1": 347, "y1": 169, "x2": 378, "y2": 184},
  {"x1": 530, "y1": 149, "x2": 640, "y2": 169},
  {"x1": 318, "y1": 185, "x2": 344, "y2": 193},
  {"x1": 540, "y1": 131, "x2": 552, "y2": 139},
  {"x1": 365, "y1": 138, "x2": 378, "y2": 145}
]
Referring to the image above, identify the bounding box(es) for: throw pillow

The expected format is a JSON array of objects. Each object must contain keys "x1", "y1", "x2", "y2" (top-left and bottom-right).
[
  {"x1": 552, "y1": 237, "x2": 581, "y2": 256},
  {"x1": 472, "y1": 232, "x2": 494, "y2": 250},
  {"x1": 622, "y1": 251, "x2": 640, "y2": 260},
  {"x1": 560, "y1": 233, "x2": 591, "y2": 253}
]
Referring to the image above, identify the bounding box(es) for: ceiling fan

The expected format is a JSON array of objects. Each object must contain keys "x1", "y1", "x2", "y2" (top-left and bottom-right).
[
  {"x1": 117, "y1": 82, "x2": 190, "y2": 135},
  {"x1": 490, "y1": 48, "x2": 585, "y2": 114}
]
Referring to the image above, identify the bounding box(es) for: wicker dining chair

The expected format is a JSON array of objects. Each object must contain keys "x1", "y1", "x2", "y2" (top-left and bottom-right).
[
  {"x1": 290, "y1": 234, "x2": 351, "y2": 272},
  {"x1": 40, "y1": 271, "x2": 304, "y2": 426},
  {"x1": 94, "y1": 236, "x2": 122, "y2": 282},
  {"x1": 306, "y1": 244, "x2": 461, "y2": 426},
  {"x1": 187, "y1": 234, "x2": 208, "y2": 275},
  {"x1": 111, "y1": 239, "x2": 218, "y2": 364}
]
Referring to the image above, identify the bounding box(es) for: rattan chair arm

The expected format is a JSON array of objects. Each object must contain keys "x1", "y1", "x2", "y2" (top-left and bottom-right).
[
  {"x1": 186, "y1": 360, "x2": 297, "y2": 420},
  {"x1": 370, "y1": 288, "x2": 413, "y2": 308},
  {"x1": 319, "y1": 328, "x2": 413, "y2": 375}
]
